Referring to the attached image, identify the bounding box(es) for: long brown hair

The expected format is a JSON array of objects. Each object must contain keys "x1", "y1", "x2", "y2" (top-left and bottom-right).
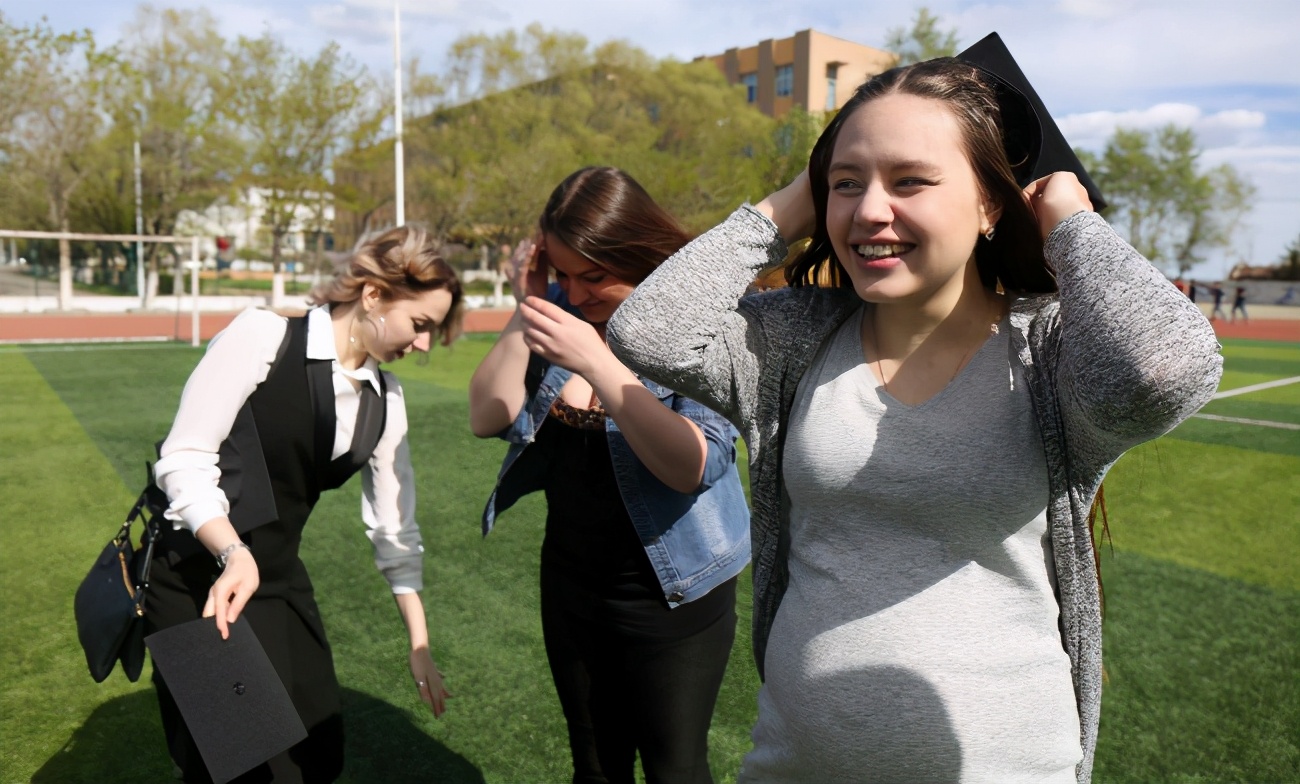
[
  {"x1": 539, "y1": 166, "x2": 693, "y2": 285},
  {"x1": 309, "y1": 225, "x2": 464, "y2": 347},
  {"x1": 786, "y1": 57, "x2": 1055, "y2": 294}
]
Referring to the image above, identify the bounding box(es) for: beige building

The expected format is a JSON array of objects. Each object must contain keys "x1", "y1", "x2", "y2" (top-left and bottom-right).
[{"x1": 697, "y1": 29, "x2": 897, "y2": 118}]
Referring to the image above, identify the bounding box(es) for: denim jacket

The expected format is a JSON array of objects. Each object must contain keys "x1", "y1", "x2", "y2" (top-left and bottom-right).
[{"x1": 481, "y1": 357, "x2": 751, "y2": 608}]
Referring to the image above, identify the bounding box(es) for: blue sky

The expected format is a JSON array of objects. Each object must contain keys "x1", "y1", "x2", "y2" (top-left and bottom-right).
[{"x1": 8, "y1": 0, "x2": 1299, "y2": 279}]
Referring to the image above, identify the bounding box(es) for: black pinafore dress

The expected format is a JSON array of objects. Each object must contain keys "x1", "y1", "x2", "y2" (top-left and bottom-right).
[{"x1": 145, "y1": 315, "x2": 387, "y2": 784}]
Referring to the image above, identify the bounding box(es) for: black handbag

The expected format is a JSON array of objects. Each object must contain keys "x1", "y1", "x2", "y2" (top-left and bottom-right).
[{"x1": 74, "y1": 467, "x2": 166, "y2": 683}]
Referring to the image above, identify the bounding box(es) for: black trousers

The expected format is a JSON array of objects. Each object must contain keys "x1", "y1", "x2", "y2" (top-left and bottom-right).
[
  {"x1": 145, "y1": 555, "x2": 344, "y2": 784},
  {"x1": 540, "y1": 565, "x2": 737, "y2": 784}
]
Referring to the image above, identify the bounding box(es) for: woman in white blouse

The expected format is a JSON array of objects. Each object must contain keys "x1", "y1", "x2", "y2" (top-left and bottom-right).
[{"x1": 147, "y1": 226, "x2": 460, "y2": 782}]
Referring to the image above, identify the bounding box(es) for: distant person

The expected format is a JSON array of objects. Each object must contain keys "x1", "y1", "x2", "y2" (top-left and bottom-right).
[
  {"x1": 1187, "y1": 279, "x2": 1199, "y2": 303},
  {"x1": 469, "y1": 167, "x2": 750, "y2": 783},
  {"x1": 1210, "y1": 282, "x2": 1227, "y2": 320},
  {"x1": 148, "y1": 226, "x2": 459, "y2": 782},
  {"x1": 1231, "y1": 285, "x2": 1248, "y2": 322},
  {"x1": 1277, "y1": 286, "x2": 1296, "y2": 306}
]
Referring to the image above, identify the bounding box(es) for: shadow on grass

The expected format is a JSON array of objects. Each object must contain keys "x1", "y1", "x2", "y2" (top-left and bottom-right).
[{"x1": 31, "y1": 688, "x2": 483, "y2": 784}]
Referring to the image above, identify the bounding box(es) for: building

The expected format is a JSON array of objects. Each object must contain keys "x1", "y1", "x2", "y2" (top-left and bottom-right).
[
  {"x1": 175, "y1": 187, "x2": 333, "y2": 267},
  {"x1": 696, "y1": 29, "x2": 896, "y2": 118}
]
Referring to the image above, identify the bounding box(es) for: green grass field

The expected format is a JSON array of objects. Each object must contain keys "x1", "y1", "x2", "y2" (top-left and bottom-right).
[{"x1": 1, "y1": 335, "x2": 1296, "y2": 783}]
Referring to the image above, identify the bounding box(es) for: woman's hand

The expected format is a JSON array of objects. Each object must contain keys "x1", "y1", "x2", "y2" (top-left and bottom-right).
[
  {"x1": 756, "y1": 169, "x2": 816, "y2": 244},
  {"x1": 519, "y1": 296, "x2": 611, "y2": 378},
  {"x1": 202, "y1": 546, "x2": 259, "y2": 640},
  {"x1": 506, "y1": 233, "x2": 549, "y2": 302},
  {"x1": 1023, "y1": 172, "x2": 1093, "y2": 239},
  {"x1": 409, "y1": 646, "x2": 450, "y2": 718}
]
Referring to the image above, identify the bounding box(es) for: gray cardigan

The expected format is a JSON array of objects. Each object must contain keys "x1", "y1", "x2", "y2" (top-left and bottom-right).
[{"x1": 607, "y1": 205, "x2": 1223, "y2": 783}]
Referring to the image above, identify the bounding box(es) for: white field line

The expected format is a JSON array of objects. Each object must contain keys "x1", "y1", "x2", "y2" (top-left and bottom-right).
[
  {"x1": 1212, "y1": 376, "x2": 1300, "y2": 399},
  {"x1": 1192, "y1": 413, "x2": 1300, "y2": 430}
]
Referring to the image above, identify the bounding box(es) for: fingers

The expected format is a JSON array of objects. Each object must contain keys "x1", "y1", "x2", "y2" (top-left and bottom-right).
[{"x1": 1023, "y1": 172, "x2": 1092, "y2": 237}]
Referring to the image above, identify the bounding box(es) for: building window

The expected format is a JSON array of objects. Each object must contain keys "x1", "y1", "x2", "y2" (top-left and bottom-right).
[
  {"x1": 740, "y1": 72, "x2": 757, "y2": 103},
  {"x1": 826, "y1": 64, "x2": 839, "y2": 110},
  {"x1": 775, "y1": 64, "x2": 793, "y2": 97}
]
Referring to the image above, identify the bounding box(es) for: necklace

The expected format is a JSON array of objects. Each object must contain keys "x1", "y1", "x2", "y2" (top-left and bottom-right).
[{"x1": 869, "y1": 298, "x2": 1004, "y2": 399}]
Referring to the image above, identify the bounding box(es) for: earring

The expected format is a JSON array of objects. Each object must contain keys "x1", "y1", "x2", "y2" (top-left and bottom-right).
[
  {"x1": 983, "y1": 225, "x2": 996, "y2": 241},
  {"x1": 379, "y1": 316, "x2": 385, "y2": 324}
]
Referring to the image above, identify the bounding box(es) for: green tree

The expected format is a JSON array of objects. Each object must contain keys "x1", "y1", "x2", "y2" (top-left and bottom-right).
[
  {"x1": 1086, "y1": 125, "x2": 1255, "y2": 275},
  {"x1": 2, "y1": 17, "x2": 118, "y2": 309},
  {"x1": 1275, "y1": 234, "x2": 1300, "y2": 281},
  {"x1": 112, "y1": 6, "x2": 239, "y2": 302},
  {"x1": 884, "y1": 7, "x2": 959, "y2": 65},
  {"x1": 225, "y1": 33, "x2": 380, "y2": 304},
  {"x1": 390, "y1": 26, "x2": 775, "y2": 254}
]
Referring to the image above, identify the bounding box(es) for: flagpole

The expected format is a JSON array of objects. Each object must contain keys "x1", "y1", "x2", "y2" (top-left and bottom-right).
[{"x1": 393, "y1": 0, "x2": 405, "y2": 227}]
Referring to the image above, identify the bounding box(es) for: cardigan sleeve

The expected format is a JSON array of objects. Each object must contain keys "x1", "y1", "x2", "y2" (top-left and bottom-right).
[
  {"x1": 1046, "y1": 211, "x2": 1223, "y2": 469},
  {"x1": 607, "y1": 204, "x2": 787, "y2": 435}
]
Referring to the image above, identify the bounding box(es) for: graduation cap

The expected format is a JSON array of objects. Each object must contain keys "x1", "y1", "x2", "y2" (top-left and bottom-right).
[
  {"x1": 957, "y1": 32, "x2": 1107, "y2": 210},
  {"x1": 145, "y1": 617, "x2": 308, "y2": 784}
]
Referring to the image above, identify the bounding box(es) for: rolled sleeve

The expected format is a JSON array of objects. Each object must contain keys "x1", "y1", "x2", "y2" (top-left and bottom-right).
[{"x1": 154, "y1": 308, "x2": 285, "y2": 533}]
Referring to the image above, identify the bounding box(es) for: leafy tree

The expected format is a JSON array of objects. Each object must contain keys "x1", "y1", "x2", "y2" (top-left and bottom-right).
[
  {"x1": 1275, "y1": 234, "x2": 1300, "y2": 281},
  {"x1": 110, "y1": 6, "x2": 239, "y2": 303},
  {"x1": 2, "y1": 17, "x2": 118, "y2": 309},
  {"x1": 884, "y1": 7, "x2": 959, "y2": 66},
  {"x1": 378, "y1": 26, "x2": 775, "y2": 255},
  {"x1": 224, "y1": 33, "x2": 380, "y2": 304},
  {"x1": 1084, "y1": 125, "x2": 1255, "y2": 275}
]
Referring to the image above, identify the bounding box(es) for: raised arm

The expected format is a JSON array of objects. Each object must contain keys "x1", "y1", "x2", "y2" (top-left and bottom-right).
[
  {"x1": 1027, "y1": 173, "x2": 1223, "y2": 468},
  {"x1": 468, "y1": 238, "x2": 547, "y2": 438},
  {"x1": 517, "y1": 297, "x2": 710, "y2": 494},
  {"x1": 605, "y1": 176, "x2": 811, "y2": 433}
]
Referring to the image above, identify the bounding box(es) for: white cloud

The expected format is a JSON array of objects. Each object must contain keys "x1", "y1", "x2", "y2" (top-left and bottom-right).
[{"x1": 1059, "y1": 104, "x2": 1269, "y2": 149}]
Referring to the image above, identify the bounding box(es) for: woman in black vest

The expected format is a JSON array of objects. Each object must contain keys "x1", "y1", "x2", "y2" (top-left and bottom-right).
[{"x1": 147, "y1": 226, "x2": 462, "y2": 782}]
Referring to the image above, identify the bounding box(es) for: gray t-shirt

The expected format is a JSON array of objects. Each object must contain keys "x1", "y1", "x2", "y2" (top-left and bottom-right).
[{"x1": 741, "y1": 307, "x2": 1082, "y2": 783}]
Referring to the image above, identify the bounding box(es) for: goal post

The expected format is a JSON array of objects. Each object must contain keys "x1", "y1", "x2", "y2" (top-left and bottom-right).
[{"x1": 0, "y1": 229, "x2": 205, "y2": 346}]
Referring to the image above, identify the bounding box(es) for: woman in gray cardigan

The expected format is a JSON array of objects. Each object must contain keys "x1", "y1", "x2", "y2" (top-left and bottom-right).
[{"x1": 607, "y1": 58, "x2": 1221, "y2": 783}]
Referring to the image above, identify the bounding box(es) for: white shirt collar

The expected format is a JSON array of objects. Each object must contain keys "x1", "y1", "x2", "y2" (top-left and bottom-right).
[{"x1": 307, "y1": 305, "x2": 383, "y2": 394}]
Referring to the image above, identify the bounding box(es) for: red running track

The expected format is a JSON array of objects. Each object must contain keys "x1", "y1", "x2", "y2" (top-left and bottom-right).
[
  {"x1": 1, "y1": 310, "x2": 1296, "y2": 344},
  {"x1": 0, "y1": 309, "x2": 516, "y2": 343}
]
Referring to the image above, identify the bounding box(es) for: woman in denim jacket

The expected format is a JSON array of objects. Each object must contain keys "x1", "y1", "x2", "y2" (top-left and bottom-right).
[{"x1": 469, "y1": 167, "x2": 749, "y2": 784}]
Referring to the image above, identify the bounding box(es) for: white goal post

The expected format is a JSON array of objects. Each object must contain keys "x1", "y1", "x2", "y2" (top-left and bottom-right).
[{"x1": 0, "y1": 229, "x2": 204, "y2": 346}]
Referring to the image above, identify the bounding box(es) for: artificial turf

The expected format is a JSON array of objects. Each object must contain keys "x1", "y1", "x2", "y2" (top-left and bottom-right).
[{"x1": 0, "y1": 337, "x2": 1295, "y2": 783}]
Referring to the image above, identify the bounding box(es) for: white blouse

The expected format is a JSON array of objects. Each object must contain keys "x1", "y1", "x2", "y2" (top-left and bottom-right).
[{"x1": 153, "y1": 306, "x2": 424, "y2": 594}]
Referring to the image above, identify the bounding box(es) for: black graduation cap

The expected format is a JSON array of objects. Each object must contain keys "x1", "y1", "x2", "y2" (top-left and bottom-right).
[
  {"x1": 145, "y1": 617, "x2": 308, "y2": 784},
  {"x1": 957, "y1": 32, "x2": 1107, "y2": 210}
]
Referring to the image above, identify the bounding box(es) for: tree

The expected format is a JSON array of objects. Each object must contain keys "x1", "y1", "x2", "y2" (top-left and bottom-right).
[
  {"x1": 884, "y1": 7, "x2": 958, "y2": 66},
  {"x1": 385, "y1": 26, "x2": 776, "y2": 255},
  {"x1": 109, "y1": 6, "x2": 240, "y2": 304},
  {"x1": 1275, "y1": 234, "x2": 1300, "y2": 281},
  {"x1": 3, "y1": 18, "x2": 118, "y2": 309},
  {"x1": 225, "y1": 34, "x2": 379, "y2": 305},
  {"x1": 1084, "y1": 125, "x2": 1256, "y2": 275}
]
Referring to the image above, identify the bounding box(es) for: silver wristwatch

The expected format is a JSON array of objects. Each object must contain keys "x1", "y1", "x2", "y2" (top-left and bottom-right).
[{"x1": 216, "y1": 541, "x2": 252, "y2": 568}]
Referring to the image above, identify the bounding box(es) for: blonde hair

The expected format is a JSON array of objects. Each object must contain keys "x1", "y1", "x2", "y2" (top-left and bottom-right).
[{"x1": 309, "y1": 225, "x2": 464, "y2": 346}]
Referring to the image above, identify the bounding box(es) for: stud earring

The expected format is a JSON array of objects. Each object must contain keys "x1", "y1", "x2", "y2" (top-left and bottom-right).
[
  {"x1": 983, "y1": 226, "x2": 996, "y2": 241},
  {"x1": 379, "y1": 316, "x2": 385, "y2": 324}
]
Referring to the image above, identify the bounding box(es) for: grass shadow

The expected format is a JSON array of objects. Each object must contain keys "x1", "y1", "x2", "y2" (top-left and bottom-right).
[{"x1": 29, "y1": 688, "x2": 484, "y2": 784}]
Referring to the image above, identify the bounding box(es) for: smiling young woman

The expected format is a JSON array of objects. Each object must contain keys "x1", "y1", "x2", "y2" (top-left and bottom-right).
[
  {"x1": 607, "y1": 57, "x2": 1223, "y2": 783},
  {"x1": 468, "y1": 167, "x2": 750, "y2": 784},
  {"x1": 146, "y1": 225, "x2": 461, "y2": 782}
]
